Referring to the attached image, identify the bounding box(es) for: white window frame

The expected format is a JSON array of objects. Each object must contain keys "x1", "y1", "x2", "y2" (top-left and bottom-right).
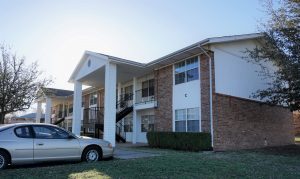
[
  {"x1": 89, "y1": 92, "x2": 98, "y2": 107},
  {"x1": 174, "y1": 56, "x2": 199, "y2": 85},
  {"x1": 141, "y1": 115, "x2": 155, "y2": 132},
  {"x1": 174, "y1": 107, "x2": 200, "y2": 132}
]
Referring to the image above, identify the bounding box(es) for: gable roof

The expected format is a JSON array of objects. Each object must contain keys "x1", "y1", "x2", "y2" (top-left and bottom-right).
[
  {"x1": 19, "y1": 113, "x2": 45, "y2": 119},
  {"x1": 41, "y1": 87, "x2": 73, "y2": 97},
  {"x1": 69, "y1": 33, "x2": 263, "y2": 83}
]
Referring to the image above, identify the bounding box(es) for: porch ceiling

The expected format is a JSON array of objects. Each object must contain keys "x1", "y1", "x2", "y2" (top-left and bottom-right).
[{"x1": 78, "y1": 63, "x2": 151, "y2": 88}]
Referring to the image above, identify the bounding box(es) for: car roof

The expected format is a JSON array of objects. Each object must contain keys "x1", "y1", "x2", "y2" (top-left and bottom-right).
[{"x1": 1, "y1": 123, "x2": 57, "y2": 128}]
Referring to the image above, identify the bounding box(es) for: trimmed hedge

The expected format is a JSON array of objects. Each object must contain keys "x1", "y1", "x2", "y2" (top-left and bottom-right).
[{"x1": 147, "y1": 132, "x2": 212, "y2": 151}]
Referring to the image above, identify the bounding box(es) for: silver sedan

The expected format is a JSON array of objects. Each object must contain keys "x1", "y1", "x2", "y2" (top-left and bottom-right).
[{"x1": 0, "y1": 123, "x2": 114, "y2": 169}]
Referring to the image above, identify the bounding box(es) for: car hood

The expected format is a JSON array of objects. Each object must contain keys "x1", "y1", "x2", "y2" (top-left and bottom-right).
[{"x1": 77, "y1": 136, "x2": 110, "y2": 146}]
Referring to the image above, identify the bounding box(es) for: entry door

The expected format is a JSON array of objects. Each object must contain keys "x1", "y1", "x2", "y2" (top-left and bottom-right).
[{"x1": 32, "y1": 125, "x2": 80, "y2": 161}]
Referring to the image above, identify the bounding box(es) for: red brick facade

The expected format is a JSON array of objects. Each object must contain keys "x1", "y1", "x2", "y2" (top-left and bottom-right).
[
  {"x1": 200, "y1": 53, "x2": 215, "y2": 132},
  {"x1": 151, "y1": 52, "x2": 294, "y2": 151},
  {"x1": 154, "y1": 66, "x2": 173, "y2": 132},
  {"x1": 213, "y1": 93, "x2": 294, "y2": 151},
  {"x1": 294, "y1": 112, "x2": 300, "y2": 136}
]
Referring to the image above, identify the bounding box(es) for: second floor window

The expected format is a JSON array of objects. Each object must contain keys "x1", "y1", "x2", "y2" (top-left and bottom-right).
[
  {"x1": 174, "y1": 56, "x2": 199, "y2": 85},
  {"x1": 89, "y1": 92, "x2": 98, "y2": 106},
  {"x1": 124, "y1": 85, "x2": 133, "y2": 100},
  {"x1": 69, "y1": 104, "x2": 73, "y2": 114},
  {"x1": 142, "y1": 79, "x2": 154, "y2": 97}
]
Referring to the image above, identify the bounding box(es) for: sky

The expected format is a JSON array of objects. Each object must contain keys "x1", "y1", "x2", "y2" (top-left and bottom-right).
[{"x1": 0, "y1": 0, "x2": 267, "y2": 91}]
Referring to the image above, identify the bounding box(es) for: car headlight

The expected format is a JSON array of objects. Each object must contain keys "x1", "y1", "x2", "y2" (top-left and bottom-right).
[{"x1": 108, "y1": 143, "x2": 113, "y2": 148}]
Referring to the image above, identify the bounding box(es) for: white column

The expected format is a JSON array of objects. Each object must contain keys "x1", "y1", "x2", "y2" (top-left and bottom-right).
[
  {"x1": 132, "y1": 77, "x2": 137, "y2": 144},
  {"x1": 72, "y1": 81, "x2": 82, "y2": 135},
  {"x1": 104, "y1": 62, "x2": 117, "y2": 146},
  {"x1": 36, "y1": 101, "x2": 42, "y2": 123},
  {"x1": 45, "y1": 97, "x2": 52, "y2": 124}
]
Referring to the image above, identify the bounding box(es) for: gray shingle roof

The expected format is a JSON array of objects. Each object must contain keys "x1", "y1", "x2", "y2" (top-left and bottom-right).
[
  {"x1": 42, "y1": 87, "x2": 73, "y2": 97},
  {"x1": 19, "y1": 113, "x2": 45, "y2": 119}
]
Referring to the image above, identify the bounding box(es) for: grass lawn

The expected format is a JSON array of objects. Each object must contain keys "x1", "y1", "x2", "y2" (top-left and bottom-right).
[{"x1": 1, "y1": 145, "x2": 300, "y2": 179}]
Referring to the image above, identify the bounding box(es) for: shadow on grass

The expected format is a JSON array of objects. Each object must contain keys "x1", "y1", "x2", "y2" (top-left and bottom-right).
[
  {"x1": 250, "y1": 144, "x2": 300, "y2": 156},
  {"x1": 1, "y1": 159, "x2": 115, "y2": 179}
]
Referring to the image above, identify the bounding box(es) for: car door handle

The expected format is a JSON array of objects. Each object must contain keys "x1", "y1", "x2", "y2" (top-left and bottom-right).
[{"x1": 37, "y1": 143, "x2": 44, "y2": 146}]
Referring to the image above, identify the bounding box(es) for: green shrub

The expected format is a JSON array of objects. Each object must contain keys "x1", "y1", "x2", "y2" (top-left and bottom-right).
[{"x1": 147, "y1": 132, "x2": 212, "y2": 151}]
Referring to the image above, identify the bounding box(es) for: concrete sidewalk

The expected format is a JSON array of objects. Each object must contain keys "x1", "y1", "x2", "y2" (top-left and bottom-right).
[{"x1": 114, "y1": 143, "x2": 160, "y2": 159}]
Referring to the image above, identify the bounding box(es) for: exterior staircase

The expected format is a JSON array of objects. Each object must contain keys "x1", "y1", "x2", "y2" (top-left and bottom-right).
[{"x1": 83, "y1": 93, "x2": 134, "y2": 143}]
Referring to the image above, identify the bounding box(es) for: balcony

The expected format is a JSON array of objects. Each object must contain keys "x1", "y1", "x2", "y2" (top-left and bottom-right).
[{"x1": 135, "y1": 88, "x2": 157, "y2": 110}]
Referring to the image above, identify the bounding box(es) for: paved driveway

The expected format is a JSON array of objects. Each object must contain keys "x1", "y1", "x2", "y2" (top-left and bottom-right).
[{"x1": 114, "y1": 145, "x2": 160, "y2": 159}]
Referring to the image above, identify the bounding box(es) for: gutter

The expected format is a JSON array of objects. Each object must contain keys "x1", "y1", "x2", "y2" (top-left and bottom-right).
[{"x1": 198, "y1": 45, "x2": 214, "y2": 147}]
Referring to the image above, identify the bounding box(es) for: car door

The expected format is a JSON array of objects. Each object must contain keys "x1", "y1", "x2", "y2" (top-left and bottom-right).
[
  {"x1": 32, "y1": 125, "x2": 81, "y2": 162},
  {"x1": 11, "y1": 126, "x2": 34, "y2": 164}
]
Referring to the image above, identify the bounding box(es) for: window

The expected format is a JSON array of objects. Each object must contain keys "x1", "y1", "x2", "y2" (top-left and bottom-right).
[
  {"x1": 174, "y1": 57, "x2": 199, "y2": 85},
  {"x1": 33, "y1": 126, "x2": 69, "y2": 139},
  {"x1": 141, "y1": 115, "x2": 154, "y2": 132},
  {"x1": 58, "y1": 104, "x2": 63, "y2": 118},
  {"x1": 124, "y1": 116, "x2": 133, "y2": 132},
  {"x1": 175, "y1": 109, "x2": 186, "y2": 132},
  {"x1": 142, "y1": 79, "x2": 154, "y2": 97},
  {"x1": 69, "y1": 104, "x2": 73, "y2": 114},
  {"x1": 15, "y1": 126, "x2": 32, "y2": 138},
  {"x1": 124, "y1": 85, "x2": 133, "y2": 100},
  {"x1": 175, "y1": 108, "x2": 199, "y2": 132},
  {"x1": 89, "y1": 92, "x2": 98, "y2": 106}
]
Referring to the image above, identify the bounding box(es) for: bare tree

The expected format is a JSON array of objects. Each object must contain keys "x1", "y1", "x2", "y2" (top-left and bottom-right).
[{"x1": 0, "y1": 44, "x2": 51, "y2": 124}]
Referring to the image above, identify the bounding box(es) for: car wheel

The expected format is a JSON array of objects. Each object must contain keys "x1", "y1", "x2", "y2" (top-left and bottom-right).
[
  {"x1": 0, "y1": 151, "x2": 9, "y2": 170},
  {"x1": 82, "y1": 147, "x2": 101, "y2": 162}
]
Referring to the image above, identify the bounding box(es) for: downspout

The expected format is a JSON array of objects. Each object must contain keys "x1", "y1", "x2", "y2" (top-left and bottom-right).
[{"x1": 198, "y1": 45, "x2": 214, "y2": 147}]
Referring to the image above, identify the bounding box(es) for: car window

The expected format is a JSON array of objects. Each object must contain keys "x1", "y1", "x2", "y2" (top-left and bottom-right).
[
  {"x1": 15, "y1": 126, "x2": 32, "y2": 138},
  {"x1": 33, "y1": 126, "x2": 69, "y2": 139}
]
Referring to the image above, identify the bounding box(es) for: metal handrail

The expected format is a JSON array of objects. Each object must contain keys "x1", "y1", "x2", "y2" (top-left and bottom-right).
[
  {"x1": 116, "y1": 93, "x2": 134, "y2": 112},
  {"x1": 135, "y1": 88, "x2": 156, "y2": 104}
]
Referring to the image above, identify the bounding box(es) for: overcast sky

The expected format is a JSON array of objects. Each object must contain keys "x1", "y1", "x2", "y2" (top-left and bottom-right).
[{"x1": 0, "y1": 0, "x2": 267, "y2": 91}]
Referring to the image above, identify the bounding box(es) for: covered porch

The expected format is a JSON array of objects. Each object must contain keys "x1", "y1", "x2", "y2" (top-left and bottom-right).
[{"x1": 69, "y1": 51, "x2": 156, "y2": 146}]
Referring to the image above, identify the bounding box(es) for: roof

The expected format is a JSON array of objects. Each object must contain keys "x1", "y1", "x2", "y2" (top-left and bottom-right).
[
  {"x1": 19, "y1": 113, "x2": 45, "y2": 119},
  {"x1": 41, "y1": 87, "x2": 73, "y2": 97},
  {"x1": 69, "y1": 33, "x2": 263, "y2": 82}
]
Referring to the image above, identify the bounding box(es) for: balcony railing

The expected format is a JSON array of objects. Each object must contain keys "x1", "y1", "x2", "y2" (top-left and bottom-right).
[
  {"x1": 116, "y1": 93, "x2": 134, "y2": 112},
  {"x1": 135, "y1": 88, "x2": 156, "y2": 104},
  {"x1": 83, "y1": 107, "x2": 104, "y2": 124}
]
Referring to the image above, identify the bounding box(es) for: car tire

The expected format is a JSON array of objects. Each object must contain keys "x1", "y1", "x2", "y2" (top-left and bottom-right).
[
  {"x1": 0, "y1": 151, "x2": 9, "y2": 170},
  {"x1": 82, "y1": 146, "x2": 102, "y2": 162}
]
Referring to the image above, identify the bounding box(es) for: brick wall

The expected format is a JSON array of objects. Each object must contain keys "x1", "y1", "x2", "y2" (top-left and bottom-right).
[
  {"x1": 213, "y1": 93, "x2": 294, "y2": 151},
  {"x1": 154, "y1": 66, "x2": 173, "y2": 131},
  {"x1": 200, "y1": 53, "x2": 215, "y2": 132},
  {"x1": 98, "y1": 89, "x2": 104, "y2": 107},
  {"x1": 294, "y1": 112, "x2": 300, "y2": 136},
  {"x1": 83, "y1": 94, "x2": 90, "y2": 108}
]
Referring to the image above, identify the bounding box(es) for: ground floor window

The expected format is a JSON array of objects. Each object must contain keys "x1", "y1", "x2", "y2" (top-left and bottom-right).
[
  {"x1": 175, "y1": 107, "x2": 199, "y2": 132},
  {"x1": 141, "y1": 115, "x2": 154, "y2": 132},
  {"x1": 124, "y1": 116, "x2": 133, "y2": 132}
]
